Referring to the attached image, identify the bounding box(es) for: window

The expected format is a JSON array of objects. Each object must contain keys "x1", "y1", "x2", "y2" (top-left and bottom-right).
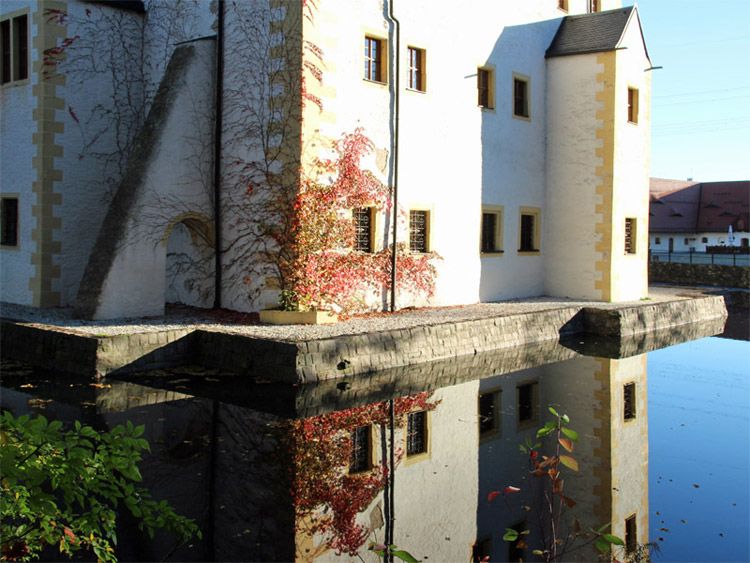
[
  {"x1": 589, "y1": 0, "x2": 601, "y2": 12},
  {"x1": 1, "y1": 197, "x2": 18, "y2": 246},
  {"x1": 655, "y1": 237, "x2": 661, "y2": 245},
  {"x1": 406, "y1": 411, "x2": 428, "y2": 456},
  {"x1": 558, "y1": 0, "x2": 569, "y2": 11},
  {"x1": 519, "y1": 208, "x2": 540, "y2": 253},
  {"x1": 517, "y1": 382, "x2": 538, "y2": 425},
  {"x1": 364, "y1": 36, "x2": 386, "y2": 83},
  {"x1": 477, "y1": 67, "x2": 494, "y2": 109},
  {"x1": 627, "y1": 87, "x2": 639, "y2": 124},
  {"x1": 513, "y1": 76, "x2": 530, "y2": 118},
  {"x1": 701, "y1": 237, "x2": 708, "y2": 243},
  {"x1": 353, "y1": 207, "x2": 374, "y2": 252},
  {"x1": 409, "y1": 210, "x2": 429, "y2": 253},
  {"x1": 479, "y1": 390, "x2": 500, "y2": 437},
  {"x1": 624, "y1": 383, "x2": 636, "y2": 420},
  {"x1": 1, "y1": 13, "x2": 28, "y2": 84},
  {"x1": 349, "y1": 425, "x2": 372, "y2": 473},
  {"x1": 683, "y1": 237, "x2": 690, "y2": 246},
  {"x1": 625, "y1": 515, "x2": 637, "y2": 553},
  {"x1": 625, "y1": 218, "x2": 636, "y2": 254},
  {"x1": 408, "y1": 47, "x2": 425, "y2": 92},
  {"x1": 481, "y1": 207, "x2": 503, "y2": 254}
]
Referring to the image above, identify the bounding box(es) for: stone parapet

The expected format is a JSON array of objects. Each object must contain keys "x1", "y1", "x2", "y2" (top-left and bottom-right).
[{"x1": 650, "y1": 262, "x2": 750, "y2": 289}]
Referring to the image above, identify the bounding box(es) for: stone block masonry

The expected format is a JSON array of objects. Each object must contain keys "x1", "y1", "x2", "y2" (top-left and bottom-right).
[
  {"x1": 650, "y1": 262, "x2": 750, "y2": 289},
  {"x1": 0, "y1": 294, "x2": 727, "y2": 383}
]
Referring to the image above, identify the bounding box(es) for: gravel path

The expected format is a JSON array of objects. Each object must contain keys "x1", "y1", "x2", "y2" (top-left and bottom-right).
[{"x1": 0, "y1": 286, "x2": 700, "y2": 342}]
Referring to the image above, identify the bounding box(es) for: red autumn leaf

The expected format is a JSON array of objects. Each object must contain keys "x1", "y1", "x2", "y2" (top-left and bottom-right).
[
  {"x1": 504, "y1": 486, "x2": 521, "y2": 495},
  {"x1": 63, "y1": 527, "x2": 77, "y2": 544},
  {"x1": 488, "y1": 490, "x2": 501, "y2": 502}
]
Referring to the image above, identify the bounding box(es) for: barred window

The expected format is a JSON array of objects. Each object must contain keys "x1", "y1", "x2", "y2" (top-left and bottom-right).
[
  {"x1": 364, "y1": 36, "x2": 385, "y2": 83},
  {"x1": 625, "y1": 218, "x2": 636, "y2": 254},
  {"x1": 520, "y1": 214, "x2": 535, "y2": 251},
  {"x1": 517, "y1": 382, "x2": 538, "y2": 424},
  {"x1": 625, "y1": 515, "x2": 637, "y2": 553},
  {"x1": 1, "y1": 197, "x2": 18, "y2": 246},
  {"x1": 408, "y1": 47, "x2": 425, "y2": 92},
  {"x1": 624, "y1": 383, "x2": 636, "y2": 420},
  {"x1": 409, "y1": 210, "x2": 428, "y2": 253},
  {"x1": 349, "y1": 425, "x2": 371, "y2": 473},
  {"x1": 628, "y1": 88, "x2": 639, "y2": 124},
  {"x1": 479, "y1": 391, "x2": 499, "y2": 436},
  {"x1": 353, "y1": 207, "x2": 373, "y2": 252},
  {"x1": 481, "y1": 211, "x2": 503, "y2": 253},
  {"x1": 406, "y1": 411, "x2": 427, "y2": 456}
]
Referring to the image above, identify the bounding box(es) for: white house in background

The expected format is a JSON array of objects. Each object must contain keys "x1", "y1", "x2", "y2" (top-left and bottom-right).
[
  {"x1": 1, "y1": 0, "x2": 652, "y2": 320},
  {"x1": 649, "y1": 178, "x2": 750, "y2": 253}
]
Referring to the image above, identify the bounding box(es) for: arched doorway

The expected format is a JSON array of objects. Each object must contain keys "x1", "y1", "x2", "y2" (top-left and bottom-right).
[{"x1": 163, "y1": 214, "x2": 214, "y2": 309}]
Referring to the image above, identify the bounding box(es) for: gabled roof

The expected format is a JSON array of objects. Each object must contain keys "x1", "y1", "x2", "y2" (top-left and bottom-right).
[{"x1": 546, "y1": 6, "x2": 645, "y2": 59}]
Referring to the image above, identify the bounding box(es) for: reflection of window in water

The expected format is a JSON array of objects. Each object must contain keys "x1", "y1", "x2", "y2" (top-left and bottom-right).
[
  {"x1": 508, "y1": 520, "x2": 527, "y2": 561},
  {"x1": 349, "y1": 425, "x2": 371, "y2": 473},
  {"x1": 517, "y1": 381, "x2": 538, "y2": 424},
  {"x1": 478, "y1": 390, "x2": 500, "y2": 437},
  {"x1": 471, "y1": 537, "x2": 492, "y2": 563},
  {"x1": 624, "y1": 382, "x2": 637, "y2": 420},
  {"x1": 407, "y1": 411, "x2": 428, "y2": 456}
]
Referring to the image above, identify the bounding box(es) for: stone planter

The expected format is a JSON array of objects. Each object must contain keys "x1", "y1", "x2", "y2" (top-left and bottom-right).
[{"x1": 259, "y1": 309, "x2": 338, "y2": 325}]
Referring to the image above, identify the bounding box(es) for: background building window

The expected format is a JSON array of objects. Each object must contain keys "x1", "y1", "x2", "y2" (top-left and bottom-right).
[
  {"x1": 655, "y1": 237, "x2": 661, "y2": 244},
  {"x1": 517, "y1": 382, "x2": 538, "y2": 424},
  {"x1": 625, "y1": 218, "x2": 637, "y2": 254},
  {"x1": 409, "y1": 210, "x2": 429, "y2": 253},
  {"x1": 1, "y1": 13, "x2": 28, "y2": 84},
  {"x1": 408, "y1": 47, "x2": 425, "y2": 92},
  {"x1": 628, "y1": 87, "x2": 639, "y2": 123},
  {"x1": 519, "y1": 209, "x2": 540, "y2": 252},
  {"x1": 624, "y1": 383, "x2": 636, "y2": 420},
  {"x1": 477, "y1": 67, "x2": 494, "y2": 109},
  {"x1": 353, "y1": 207, "x2": 373, "y2": 252},
  {"x1": 364, "y1": 36, "x2": 385, "y2": 82},
  {"x1": 513, "y1": 76, "x2": 530, "y2": 118},
  {"x1": 406, "y1": 411, "x2": 428, "y2": 456},
  {"x1": 701, "y1": 237, "x2": 708, "y2": 243},
  {"x1": 479, "y1": 391, "x2": 500, "y2": 437},
  {"x1": 349, "y1": 425, "x2": 372, "y2": 473},
  {"x1": 1, "y1": 197, "x2": 18, "y2": 246},
  {"x1": 481, "y1": 209, "x2": 503, "y2": 253}
]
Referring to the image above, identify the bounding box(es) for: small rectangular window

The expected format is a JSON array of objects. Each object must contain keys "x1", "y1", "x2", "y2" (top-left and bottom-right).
[
  {"x1": 655, "y1": 237, "x2": 661, "y2": 244},
  {"x1": 349, "y1": 425, "x2": 372, "y2": 473},
  {"x1": 701, "y1": 237, "x2": 708, "y2": 243},
  {"x1": 477, "y1": 67, "x2": 494, "y2": 109},
  {"x1": 1, "y1": 197, "x2": 19, "y2": 246},
  {"x1": 517, "y1": 382, "x2": 538, "y2": 424},
  {"x1": 624, "y1": 383, "x2": 636, "y2": 420},
  {"x1": 406, "y1": 411, "x2": 428, "y2": 456},
  {"x1": 513, "y1": 77, "x2": 530, "y2": 118},
  {"x1": 364, "y1": 36, "x2": 386, "y2": 83},
  {"x1": 684, "y1": 237, "x2": 689, "y2": 245},
  {"x1": 558, "y1": 0, "x2": 569, "y2": 11},
  {"x1": 625, "y1": 514, "x2": 637, "y2": 553},
  {"x1": 625, "y1": 218, "x2": 636, "y2": 254},
  {"x1": 409, "y1": 210, "x2": 429, "y2": 253},
  {"x1": 628, "y1": 87, "x2": 639, "y2": 124},
  {"x1": 479, "y1": 391, "x2": 500, "y2": 437},
  {"x1": 589, "y1": 0, "x2": 601, "y2": 12},
  {"x1": 353, "y1": 207, "x2": 374, "y2": 252},
  {"x1": 408, "y1": 47, "x2": 425, "y2": 92},
  {"x1": 481, "y1": 209, "x2": 503, "y2": 254}
]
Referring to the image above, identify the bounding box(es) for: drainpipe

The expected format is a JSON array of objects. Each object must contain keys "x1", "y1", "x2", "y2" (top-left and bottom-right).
[
  {"x1": 212, "y1": 0, "x2": 225, "y2": 309},
  {"x1": 386, "y1": 0, "x2": 400, "y2": 313}
]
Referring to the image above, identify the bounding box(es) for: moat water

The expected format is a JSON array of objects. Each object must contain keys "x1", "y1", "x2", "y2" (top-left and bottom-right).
[{"x1": 1, "y1": 312, "x2": 748, "y2": 562}]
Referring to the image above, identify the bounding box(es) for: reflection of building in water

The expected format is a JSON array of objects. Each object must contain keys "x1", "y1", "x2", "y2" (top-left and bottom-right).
[
  {"x1": 476, "y1": 355, "x2": 649, "y2": 561},
  {"x1": 1, "y1": 352, "x2": 647, "y2": 562}
]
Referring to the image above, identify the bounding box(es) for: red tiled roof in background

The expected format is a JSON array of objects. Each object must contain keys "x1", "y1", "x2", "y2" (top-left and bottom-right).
[{"x1": 649, "y1": 179, "x2": 749, "y2": 234}]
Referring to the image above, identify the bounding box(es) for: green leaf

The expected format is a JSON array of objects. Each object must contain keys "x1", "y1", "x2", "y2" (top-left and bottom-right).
[
  {"x1": 561, "y1": 414, "x2": 570, "y2": 424},
  {"x1": 595, "y1": 537, "x2": 611, "y2": 554},
  {"x1": 559, "y1": 455, "x2": 579, "y2": 471},
  {"x1": 532, "y1": 550, "x2": 544, "y2": 556},
  {"x1": 392, "y1": 549, "x2": 420, "y2": 562},
  {"x1": 503, "y1": 528, "x2": 519, "y2": 542},
  {"x1": 548, "y1": 406, "x2": 559, "y2": 417},
  {"x1": 536, "y1": 421, "x2": 557, "y2": 438},
  {"x1": 561, "y1": 427, "x2": 579, "y2": 442},
  {"x1": 602, "y1": 533, "x2": 624, "y2": 546}
]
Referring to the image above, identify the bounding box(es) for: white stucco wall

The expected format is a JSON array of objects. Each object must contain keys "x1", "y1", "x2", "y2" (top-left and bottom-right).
[
  {"x1": 650, "y1": 232, "x2": 750, "y2": 253},
  {"x1": 0, "y1": 1, "x2": 37, "y2": 305}
]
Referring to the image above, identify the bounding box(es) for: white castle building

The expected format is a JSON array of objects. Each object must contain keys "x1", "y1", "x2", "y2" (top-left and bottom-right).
[{"x1": 1, "y1": 0, "x2": 652, "y2": 320}]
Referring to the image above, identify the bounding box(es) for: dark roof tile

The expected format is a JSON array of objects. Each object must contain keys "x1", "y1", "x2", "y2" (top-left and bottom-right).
[{"x1": 546, "y1": 6, "x2": 634, "y2": 58}]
